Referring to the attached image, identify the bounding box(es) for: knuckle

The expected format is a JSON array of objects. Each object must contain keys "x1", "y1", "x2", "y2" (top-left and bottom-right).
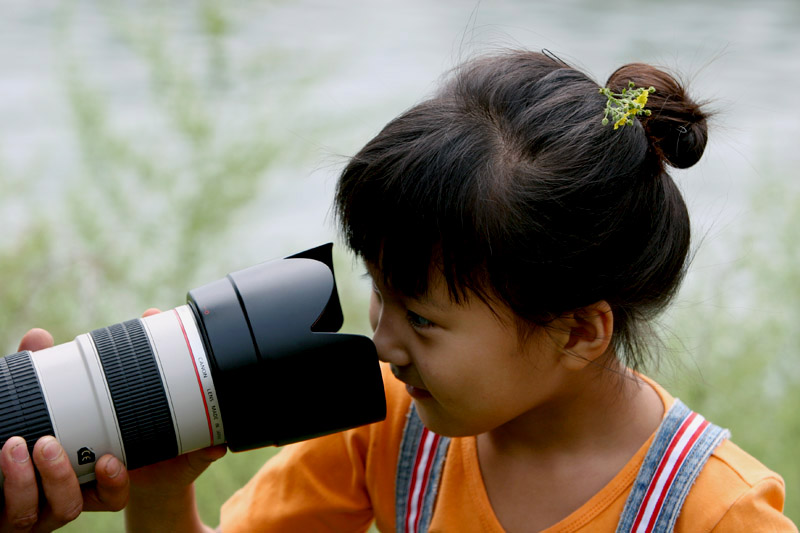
[
  {"x1": 36, "y1": 456, "x2": 74, "y2": 486},
  {"x1": 105, "y1": 496, "x2": 128, "y2": 512},
  {"x1": 48, "y1": 465, "x2": 75, "y2": 485},
  {"x1": 53, "y1": 499, "x2": 83, "y2": 524},
  {"x1": 97, "y1": 480, "x2": 130, "y2": 511},
  {"x1": 10, "y1": 509, "x2": 38, "y2": 530}
]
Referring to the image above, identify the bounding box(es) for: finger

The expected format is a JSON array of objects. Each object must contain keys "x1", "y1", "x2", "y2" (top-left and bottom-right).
[
  {"x1": 31, "y1": 437, "x2": 83, "y2": 531},
  {"x1": 141, "y1": 308, "x2": 162, "y2": 318},
  {"x1": 0, "y1": 437, "x2": 40, "y2": 532},
  {"x1": 82, "y1": 455, "x2": 129, "y2": 512},
  {"x1": 182, "y1": 445, "x2": 227, "y2": 484},
  {"x1": 17, "y1": 328, "x2": 54, "y2": 353},
  {"x1": 187, "y1": 445, "x2": 227, "y2": 471}
]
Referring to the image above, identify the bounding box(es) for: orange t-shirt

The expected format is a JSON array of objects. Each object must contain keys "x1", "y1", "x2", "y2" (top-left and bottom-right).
[{"x1": 219, "y1": 365, "x2": 796, "y2": 532}]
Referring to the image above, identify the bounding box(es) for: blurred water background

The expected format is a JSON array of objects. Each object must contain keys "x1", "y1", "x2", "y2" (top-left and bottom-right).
[{"x1": 1, "y1": 0, "x2": 798, "y2": 529}]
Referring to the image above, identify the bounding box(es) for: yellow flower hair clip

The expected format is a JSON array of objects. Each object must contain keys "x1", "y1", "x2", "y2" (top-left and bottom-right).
[{"x1": 599, "y1": 82, "x2": 656, "y2": 130}]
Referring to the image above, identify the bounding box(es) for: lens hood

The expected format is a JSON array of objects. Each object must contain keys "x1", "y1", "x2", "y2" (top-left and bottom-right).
[{"x1": 188, "y1": 243, "x2": 386, "y2": 450}]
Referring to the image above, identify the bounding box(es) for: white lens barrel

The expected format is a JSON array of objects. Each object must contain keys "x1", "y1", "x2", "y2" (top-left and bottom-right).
[
  {"x1": 6, "y1": 306, "x2": 225, "y2": 485},
  {"x1": 142, "y1": 306, "x2": 225, "y2": 452},
  {"x1": 29, "y1": 335, "x2": 126, "y2": 484}
]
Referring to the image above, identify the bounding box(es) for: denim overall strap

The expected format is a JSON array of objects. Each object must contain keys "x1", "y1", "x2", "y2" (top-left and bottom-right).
[
  {"x1": 395, "y1": 404, "x2": 451, "y2": 533},
  {"x1": 616, "y1": 399, "x2": 730, "y2": 533}
]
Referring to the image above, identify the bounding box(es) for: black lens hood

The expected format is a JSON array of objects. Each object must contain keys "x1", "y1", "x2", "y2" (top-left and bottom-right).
[{"x1": 187, "y1": 243, "x2": 386, "y2": 450}]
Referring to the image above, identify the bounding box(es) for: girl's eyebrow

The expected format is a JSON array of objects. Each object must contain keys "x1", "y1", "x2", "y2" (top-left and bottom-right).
[
  {"x1": 362, "y1": 262, "x2": 452, "y2": 311},
  {"x1": 411, "y1": 291, "x2": 452, "y2": 313}
]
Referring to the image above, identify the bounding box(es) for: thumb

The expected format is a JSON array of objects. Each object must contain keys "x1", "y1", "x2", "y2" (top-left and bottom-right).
[
  {"x1": 185, "y1": 445, "x2": 228, "y2": 476},
  {"x1": 18, "y1": 328, "x2": 55, "y2": 352}
]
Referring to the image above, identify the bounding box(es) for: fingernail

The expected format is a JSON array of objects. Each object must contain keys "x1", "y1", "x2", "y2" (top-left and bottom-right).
[
  {"x1": 10, "y1": 441, "x2": 30, "y2": 464},
  {"x1": 105, "y1": 456, "x2": 122, "y2": 479},
  {"x1": 41, "y1": 438, "x2": 62, "y2": 461}
]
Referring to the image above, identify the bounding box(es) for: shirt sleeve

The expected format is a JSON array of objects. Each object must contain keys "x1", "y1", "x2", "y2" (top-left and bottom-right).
[
  {"x1": 711, "y1": 477, "x2": 798, "y2": 532},
  {"x1": 219, "y1": 427, "x2": 375, "y2": 533}
]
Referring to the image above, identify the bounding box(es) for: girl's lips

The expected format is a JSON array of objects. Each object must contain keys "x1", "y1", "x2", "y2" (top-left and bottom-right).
[{"x1": 405, "y1": 383, "x2": 432, "y2": 400}]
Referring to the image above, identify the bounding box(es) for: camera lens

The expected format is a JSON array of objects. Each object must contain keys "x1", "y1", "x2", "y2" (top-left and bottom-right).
[{"x1": 0, "y1": 244, "x2": 386, "y2": 484}]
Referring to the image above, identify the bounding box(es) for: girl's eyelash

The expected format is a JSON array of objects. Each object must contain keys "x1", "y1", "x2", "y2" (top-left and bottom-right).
[
  {"x1": 406, "y1": 310, "x2": 434, "y2": 329},
  {"x1": 363, "y1": 270, "x2": 432, "y2": 329}
]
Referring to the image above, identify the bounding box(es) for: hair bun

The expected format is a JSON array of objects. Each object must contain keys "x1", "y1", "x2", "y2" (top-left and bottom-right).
[{"x1": 606, "y1": 63, "x2": 709, "y2": 169}]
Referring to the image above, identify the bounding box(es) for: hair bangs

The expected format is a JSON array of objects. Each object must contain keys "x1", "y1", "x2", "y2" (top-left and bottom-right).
[{"x1": 335, "y1": 102, "x2": 500, "y2": 303}]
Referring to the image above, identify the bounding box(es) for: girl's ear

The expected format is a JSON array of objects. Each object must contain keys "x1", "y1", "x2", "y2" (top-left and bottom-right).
[{"x1": 556, "y1": 301, "x2": 614, "y2": 371}]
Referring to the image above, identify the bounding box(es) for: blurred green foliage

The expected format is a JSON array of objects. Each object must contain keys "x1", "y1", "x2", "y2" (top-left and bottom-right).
[
  {"x1": 657, "y1": 182, "x2": 800, "y2": 523},
  {"x1": 1, "y1": 0, "x2": 320, "y2": 351}
]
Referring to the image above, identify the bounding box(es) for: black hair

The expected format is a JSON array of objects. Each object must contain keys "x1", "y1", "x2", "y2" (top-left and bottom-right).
[{"x1": 335, "y1": 50, "x2": 709, "y2": 371}]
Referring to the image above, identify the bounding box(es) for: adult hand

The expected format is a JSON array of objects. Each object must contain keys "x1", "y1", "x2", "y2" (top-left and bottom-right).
[
  {"x1": 0, "y1": 329, "x2": 130, "y2": 532},
  {"x1": 2, "y1": 311, "x2": 226, "y2": 532}
]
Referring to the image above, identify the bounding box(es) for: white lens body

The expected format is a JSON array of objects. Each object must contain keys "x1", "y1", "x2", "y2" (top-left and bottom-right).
[
  {"x1": 27, "y1": 336, "x2": 125, "y2": 484},
  {"x1": 8, "y1": 306, "x2": 225, "y2": 485},
  {"x1": 143, "y1": 306, "x2": 225, "y2": 454}
]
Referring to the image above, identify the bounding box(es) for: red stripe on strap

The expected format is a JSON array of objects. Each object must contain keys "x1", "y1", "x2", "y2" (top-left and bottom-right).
[
  {"x1": 412, "y1": 433, "x2": 440, "y2": 533},
  {"x1": 405, "y1": 429, "x2": 427, "y2": 533},
  {"x1": 631, "y1": 413, "x2": 700, "y2": 531},
  {"x1": 405, "y1": 428, "x2": 440, "y2": 533},
  {"x1": 641, "y1": 419, "x2": 709, "y2": 532}
]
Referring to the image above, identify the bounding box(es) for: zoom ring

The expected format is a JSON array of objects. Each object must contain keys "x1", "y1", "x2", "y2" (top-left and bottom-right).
[
  {"x1": 91, "y1": 319, "x2": 178, "y2": 469},
  {"x1": 0, "y1": 351, "x2": 55, "y2": 455}
]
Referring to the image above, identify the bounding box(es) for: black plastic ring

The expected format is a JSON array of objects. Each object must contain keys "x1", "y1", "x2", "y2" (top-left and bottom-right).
[
  {"x1": 0, "y1": 351, "x2": 55, "y2": 456},
  {"x1": 91, "y1": 319, "x2": 177, "y2": 469}
]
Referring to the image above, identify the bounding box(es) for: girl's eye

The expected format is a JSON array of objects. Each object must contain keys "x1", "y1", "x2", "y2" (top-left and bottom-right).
[{"x1": 406, "y1": 310, "x2": 434, "y2": 330}]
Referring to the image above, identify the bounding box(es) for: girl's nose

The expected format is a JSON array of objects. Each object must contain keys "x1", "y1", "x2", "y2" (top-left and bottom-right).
[{"x1": 369, "y1": 292, "x2": 412, "y2": 368}]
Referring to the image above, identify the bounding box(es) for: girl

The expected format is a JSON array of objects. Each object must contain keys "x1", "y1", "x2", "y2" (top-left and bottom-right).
[
  {"x1": 3, "y1": 50, "x2": 795, "y2": 532},
  {"x1": 216, "y1": 50, "x2": 795, "y2": 531}
]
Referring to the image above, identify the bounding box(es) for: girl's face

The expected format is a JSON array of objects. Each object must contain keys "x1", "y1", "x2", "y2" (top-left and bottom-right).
[{"x1": 368, "y1": 266, "x2": 568, "y2": 437}]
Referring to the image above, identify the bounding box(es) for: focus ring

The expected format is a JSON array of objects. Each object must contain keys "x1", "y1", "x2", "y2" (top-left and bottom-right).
[
  {"x1": 91, "y1": 319, "x2": 178, "y2": 469},
  {"x1": 0, "y1": 351, "x2": 55, "y2": 455}
]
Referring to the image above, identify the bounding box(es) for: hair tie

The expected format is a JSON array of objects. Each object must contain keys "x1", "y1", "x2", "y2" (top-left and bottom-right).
[{"x1": 599, "y1": 82, "x2": 655, "y2": 130}]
